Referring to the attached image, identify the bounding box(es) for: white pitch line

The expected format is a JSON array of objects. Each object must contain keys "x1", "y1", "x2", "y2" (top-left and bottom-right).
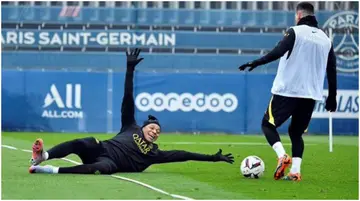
[
  {"x1": 1, "y1": 145, "x2": 193, "y2": 200},
  {"x1": 110, "y1": 175, "x2": 193, "y2": 200},
  {"x1": 61, "y1": 157, "x2": 81, "y2": 165},
  {"x1": 2, "y1": 145, "x2": 18, "y2": 150}
]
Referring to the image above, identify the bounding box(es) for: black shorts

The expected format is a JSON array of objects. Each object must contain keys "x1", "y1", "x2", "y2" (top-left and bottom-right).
[
  {"x1": 263, "y1": 95, "x2": 316, "y2": 132},
  {"x1": 78, "y1": 137, "x2": 117, "y2": 171},
  {"x1": 74, "y1": 137, "x2": 102, "y2": 164}
]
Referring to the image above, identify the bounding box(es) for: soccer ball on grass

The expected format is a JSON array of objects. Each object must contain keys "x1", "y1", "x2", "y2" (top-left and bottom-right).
[{"x1": 240, "y1": 155, "x2": 265, "y2": 179}]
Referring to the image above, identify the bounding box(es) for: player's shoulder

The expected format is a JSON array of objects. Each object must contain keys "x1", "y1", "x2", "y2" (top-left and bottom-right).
[
  {"x1": 292, "y1": 25, "x2": 322, "y2": 33},
  {"x1": 283, "y1": 27, "x2": 296, "y2": 38},
  {"x1": 118, "y1": 124, "x2": 142, "y2": 137},
  {"x1": 151, "y1": 143, "x2": 159, "y2": 150},
  {"x1": 292, "y1": 26, "x2": 329, "y2": 39},
  {"x1": 291, "y1": 25, "x2": 309, "y2": 34},
  {"x1": 122, "y1": 123, "x2": 141, "y2": 131}
]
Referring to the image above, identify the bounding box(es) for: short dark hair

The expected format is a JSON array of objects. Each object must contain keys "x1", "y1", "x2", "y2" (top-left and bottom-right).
[{"x1": 296, "y1": 2, "x2": 315, "y2": 15}]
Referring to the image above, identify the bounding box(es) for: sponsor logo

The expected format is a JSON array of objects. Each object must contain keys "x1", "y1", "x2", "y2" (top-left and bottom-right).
[
  {"x1": 135, "y1": 92, "x2": 238, "y2": 113},
  {"x1": 133, "y1": 134, "x2": 153, "y2": 154},
  {"x1": 42, "y1": 84, "x2": 83, "y2": 119},
  {"x1": 323, "y1": 11, "x2": 359, "y2": 73},
  {"x1": 313, "y1": 90, "x2": 358, "y2": 119}
]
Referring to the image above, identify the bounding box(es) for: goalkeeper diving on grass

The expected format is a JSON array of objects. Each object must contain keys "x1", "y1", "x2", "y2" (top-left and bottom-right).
[{"x1": 29, "y1": 48, "x2": 234, "y2": 175}]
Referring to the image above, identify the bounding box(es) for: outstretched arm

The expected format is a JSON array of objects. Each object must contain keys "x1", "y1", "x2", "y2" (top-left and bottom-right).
[
  {"x1": 153, "y1": 149, "x2": 234, "y2": 164},
  {"x1": 239, "y1": 28, "x2": 295, "y2": 71},
  {"x1": 120, "y1": 49, "x2": 144, "y2": 131},
  {"x1": 325, "y1": 45, "x2": 337, "y2": 112}
]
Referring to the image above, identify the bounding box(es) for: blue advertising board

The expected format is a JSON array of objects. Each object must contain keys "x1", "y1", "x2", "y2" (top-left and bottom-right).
[
  {"x1": 2, "y1": 70, "x2": 108, "y2": 132},
  {"x1": 2, "y1": 70, "x2": 358, "y2": 135}
]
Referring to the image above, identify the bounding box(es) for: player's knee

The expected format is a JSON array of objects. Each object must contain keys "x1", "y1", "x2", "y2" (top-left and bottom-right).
[
  {"x1": 92, "y1": 169, "x2": 110, "y2": 175},
  {"x1": 261, "y1": 117, "x2": 275, "y2": 130},
  {"x1": 84, "y1": 165, "x2": 107, "y2": 175},
  {"x1": 90, "y1": 163, "x2": 114, "y2": 175},
  {"x1": 288, "y1": 126, "x2": 304, "y2": 143},
  {"x1": 288, "y1": 125, "x2": 304, "y2": 137},
  {"x1": 261, "y1": 117, "x2": 268, "y2": 127},
  {"x1": 69, "y1": 138, "x2": 88, "y2": 154}
]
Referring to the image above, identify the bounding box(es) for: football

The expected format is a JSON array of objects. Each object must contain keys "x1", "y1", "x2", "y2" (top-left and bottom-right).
[{"x1": 240, "y1": 156, "x2": 265, "y2": 179}]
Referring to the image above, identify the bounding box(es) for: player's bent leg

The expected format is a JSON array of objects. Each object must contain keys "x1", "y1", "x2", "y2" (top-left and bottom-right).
[
  {"x1": 262, "y1": 118, "x2": 291, "y2": 180},
  {"x1": 262, "y1": 95, "x2": 293, "y2": 158},
  {"x1": 285, "y1": 98, "x2": 315, "y2": 181},
  {"x1": 262, "y1": 95, "x2": 297, "y2": 180},
  {"x1": 286, "y1": 124, "x2": 305, "y2": 181},
  {"x1": 261, "y1": 118, "x2": 281, "y2": 147},
  {"x1": 288, "y1": 125, "x2": 305, "y2": 160},
  {"x1": 30, "y1": 137, "x2": 100, "y2": 166},
  {"x1": 30, "y1": 138, "x2": 82, "y2": 165},
  {"x1": 46, "y1": 137, "x2": 100, "y2": 162}
]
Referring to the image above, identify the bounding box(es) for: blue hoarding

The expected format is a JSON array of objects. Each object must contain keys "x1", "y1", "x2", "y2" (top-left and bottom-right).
[{"x1": 2, "y1": 70, "x2": 358, "y2": 135}]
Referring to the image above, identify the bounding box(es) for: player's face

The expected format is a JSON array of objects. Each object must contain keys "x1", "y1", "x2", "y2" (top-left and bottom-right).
[
  {"x1": 295, "y1": 11, "x2": 302, "y2": 24},
  {"x1": 142, "y1": 123, "x2": 161, "y2": 143}
]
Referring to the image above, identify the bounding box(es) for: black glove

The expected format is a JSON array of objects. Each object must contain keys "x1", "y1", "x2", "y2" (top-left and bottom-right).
[
  {"x1": 126, "y1": 48, "x2": 144, "y2": 71},
  {"x1": 325, "y1": 95, "x2": 337, "y2": 112},
  {"x1": 213, "y1": 149, "x2": 234, "y2": 164},
  {"x1": 238, "y1": 62, "x2": 257, "y2": 72}
]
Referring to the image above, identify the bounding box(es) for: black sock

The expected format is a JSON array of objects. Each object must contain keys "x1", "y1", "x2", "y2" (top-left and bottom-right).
[{"x1": 261, "y1": 118, "x2": 281, "y2": 146}]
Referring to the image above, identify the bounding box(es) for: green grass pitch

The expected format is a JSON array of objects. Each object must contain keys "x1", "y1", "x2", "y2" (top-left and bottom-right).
[{"x1": 1, "y1": 132, "x2": 358, "y2": 199}]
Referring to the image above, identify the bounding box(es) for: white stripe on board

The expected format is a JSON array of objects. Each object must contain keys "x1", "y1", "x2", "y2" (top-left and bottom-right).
[
  {"x1": 1, "y1": 144, "x2": 193, "y2": 200},
  {"x1": 159, "y1": 142, "x2": 317, "y2": 146},
  {"x1": 106, "y1": 68, "x2": 113, "y2": 134}
]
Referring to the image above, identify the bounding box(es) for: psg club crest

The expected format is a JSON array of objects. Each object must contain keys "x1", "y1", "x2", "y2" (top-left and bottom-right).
[{"x1": 323, "y1": 11, "x2": 359, "y2": 73}]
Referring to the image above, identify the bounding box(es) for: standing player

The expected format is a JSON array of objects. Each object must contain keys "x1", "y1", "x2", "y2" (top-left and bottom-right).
[
  {"x1": 238, "y1": 2, "x2": 337, "y2": 181},
  {"x1": 29, "y1": 48, "x2": 234, "y2": 174}
]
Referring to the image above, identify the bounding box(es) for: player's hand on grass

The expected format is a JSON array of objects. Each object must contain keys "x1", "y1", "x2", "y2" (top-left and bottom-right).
[
  {"x1": 214, "y1": 149, "x2": 234, "y2": 164},
  {"x1": 325, "y1": 96, "x2": 337, "y2": 112},
  {"x1": 126, "y1": 48, "x2": 144, "y2": 70},
  {"x1": 238, "y1": 62, "x2": 257, "y2": 72}
]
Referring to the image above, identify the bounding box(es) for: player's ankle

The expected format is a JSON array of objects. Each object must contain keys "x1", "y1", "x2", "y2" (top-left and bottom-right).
[
  {"x1": 272, "y1": 142, "x2": 286, "y2": 159},
  {"x1": 45, "y1": 165, "x2": 59, "y2": 174},
  {"x1": 290, "y1": 157, "x2": 302, "y2": 172},
  {"x1": 52, "y1": 166, "x2": 59, "y2": 173},
  {"x1": 42, "y1": 151, "x2": 49, "y2": 161}
]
